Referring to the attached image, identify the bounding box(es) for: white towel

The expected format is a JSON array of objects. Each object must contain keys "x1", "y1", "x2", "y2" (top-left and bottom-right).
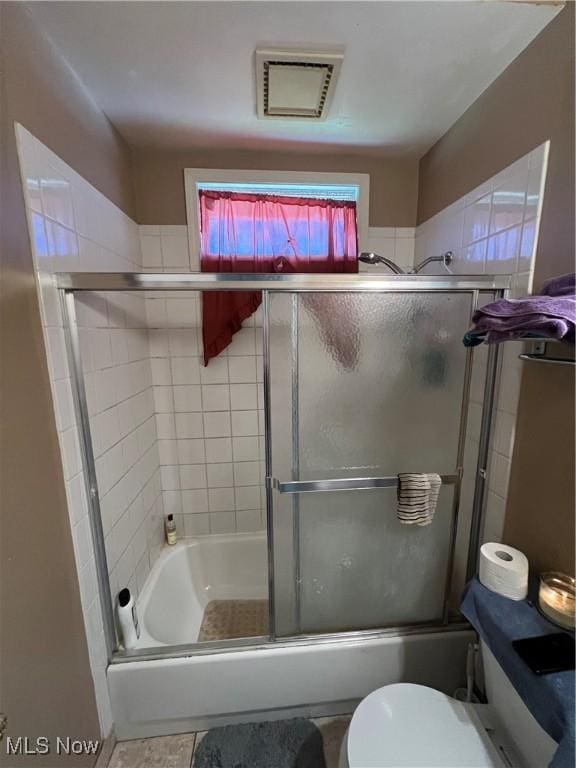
[{"x1": 397, "y1": 473, "x2": 442, "y2": 526}]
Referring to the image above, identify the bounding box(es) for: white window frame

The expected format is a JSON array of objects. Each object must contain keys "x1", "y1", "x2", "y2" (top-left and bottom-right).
[{"x1": 184, "y1": 168, "x2": 370, "y2": 270}]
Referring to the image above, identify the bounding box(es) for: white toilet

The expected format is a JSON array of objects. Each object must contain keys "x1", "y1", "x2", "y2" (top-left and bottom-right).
[{"x1": 341, "y1": 641, "x2": 558, "y2": 768}]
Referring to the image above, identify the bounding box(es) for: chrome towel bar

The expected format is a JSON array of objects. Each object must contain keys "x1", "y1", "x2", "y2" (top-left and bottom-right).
[{"x1": 271, "y1": 474, "x2": 459, "y2": 494}]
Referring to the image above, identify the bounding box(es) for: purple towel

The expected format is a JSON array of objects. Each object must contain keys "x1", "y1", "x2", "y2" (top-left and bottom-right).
[{"x1": 465, "y1": 273, "x2": 576, "y2": 345}]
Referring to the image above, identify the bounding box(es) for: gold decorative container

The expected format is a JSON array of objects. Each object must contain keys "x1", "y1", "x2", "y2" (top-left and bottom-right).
[{"x1": 539, "y1": 572, "x2": 575, "y2": 630}]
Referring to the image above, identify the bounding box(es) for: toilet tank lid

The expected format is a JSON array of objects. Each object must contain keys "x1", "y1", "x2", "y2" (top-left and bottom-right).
[{"x1": 348, "y1": 683, "x2": 504, "y2": 768}]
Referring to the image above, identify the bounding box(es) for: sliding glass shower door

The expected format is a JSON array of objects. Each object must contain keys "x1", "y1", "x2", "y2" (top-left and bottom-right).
[{"x1": 267, "y1": 291, "x2": 474, "y2": 637}]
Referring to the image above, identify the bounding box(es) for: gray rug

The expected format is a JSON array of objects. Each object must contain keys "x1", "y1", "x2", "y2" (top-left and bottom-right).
[{"x1": 193, "y1": 718, "x2": 327, "y2": 768}]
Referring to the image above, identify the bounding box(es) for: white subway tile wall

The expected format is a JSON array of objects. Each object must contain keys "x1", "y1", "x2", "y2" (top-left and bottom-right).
[
  {"x1": 415, "y1": 146, "x2": 547, "y2": 284},
  {"x1": 361, "y1": 227, "x2": 416, "y2": 272},
  {"x1": 139, "y1": 243, "x2": 267, "y2": 535},
  {"x1": 140, "y1": 224, "x2": 193, "y2": 270},
  {"x1": 416, "y1": 143, "x2": 548, "y2": 556},
  {"x1": 15, "y1": 125, "x2": 149, "y2": 736},
  {"x1": 77, "y1": 292, "x2": 164, "y2": 606}
]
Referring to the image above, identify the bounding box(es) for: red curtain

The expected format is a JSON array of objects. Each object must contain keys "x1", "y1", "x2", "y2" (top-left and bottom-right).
[{"x1": 200, "y1": 191, "x2": 358, "y2": 365}]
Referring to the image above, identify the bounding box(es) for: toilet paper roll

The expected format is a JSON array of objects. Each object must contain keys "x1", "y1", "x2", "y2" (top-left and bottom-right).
[{"x1": 479, "y1": 542, "x2": 529, "y2": 600}]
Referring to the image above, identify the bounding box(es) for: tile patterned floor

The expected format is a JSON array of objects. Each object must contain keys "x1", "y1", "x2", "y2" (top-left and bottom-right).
[
  {"x1": 313, "y1": 717, "x2": 350, "y2": 768},
  {"x1": 107, "y1": 716, "x2": 351, "y2": 768}
]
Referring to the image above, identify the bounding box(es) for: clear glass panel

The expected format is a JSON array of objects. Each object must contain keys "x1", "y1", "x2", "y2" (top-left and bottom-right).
[
  {"x1": 78, "y1": 289, "x2": 270, "y2": 653},
  {"x1": 269, "y1": 291, "x2": 474, "y2": 636}
]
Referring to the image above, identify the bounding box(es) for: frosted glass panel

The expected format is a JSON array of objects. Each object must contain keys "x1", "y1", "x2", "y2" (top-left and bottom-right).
[
  {"x1": 298, "y1": 487, "x2": 453, "y2": 632},
  {"x1": 268, "y1": 291, "x2": 474, "y2": 636},
  {"x1": 296, "y1": 292, "x2": 471, "y2": 478}
]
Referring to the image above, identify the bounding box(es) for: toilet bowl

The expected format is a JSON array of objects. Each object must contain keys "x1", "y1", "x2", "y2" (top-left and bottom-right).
[
  {"x1": 342, "y1": 683, "x2": 503, "y2": 767},
  {"x1": 341, "y1": 642, "x2": 558, "y2": 768}
]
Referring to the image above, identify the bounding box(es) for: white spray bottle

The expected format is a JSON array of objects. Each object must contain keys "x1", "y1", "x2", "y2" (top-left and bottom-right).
[{"x1": 117, "y1": 587, "x2": 140, "y2": 649}]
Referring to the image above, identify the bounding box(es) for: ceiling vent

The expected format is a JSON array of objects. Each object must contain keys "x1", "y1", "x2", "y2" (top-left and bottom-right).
[{"x1": 255, "y1": 48, "x2": 343, "y2": 121}]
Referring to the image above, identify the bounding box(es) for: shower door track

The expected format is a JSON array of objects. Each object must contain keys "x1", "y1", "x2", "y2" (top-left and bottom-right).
[
  {"x1": 57, "y1": 272, "x2": 509, "y2": 664},
  {"x1": 57, "y1": 272, "x2": 508, "y2": 293},
  {"x1": 108, "y1": 619, "x2": 472, "y2": 664}
]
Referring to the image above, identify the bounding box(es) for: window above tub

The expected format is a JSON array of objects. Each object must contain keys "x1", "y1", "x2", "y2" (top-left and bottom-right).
[{"x1": 184, "y1": 168, "x2": 370, "y2": 270}]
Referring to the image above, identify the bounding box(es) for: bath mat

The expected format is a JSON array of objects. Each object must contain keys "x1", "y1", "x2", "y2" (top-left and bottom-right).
[
  {"x1": 198, "y1": 599, "x2": 268, "y2": 641},
  {"x1": 193, "y1": 718, "x2": 327, "y2": 768}
]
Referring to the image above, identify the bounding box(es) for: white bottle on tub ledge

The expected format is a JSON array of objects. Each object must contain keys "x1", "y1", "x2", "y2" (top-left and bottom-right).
[
  {"x1": 117, "y1": 587, "x2": 140, "y2": 649},
  {"x1": 165, "y1": 513, "x2": 177, "y2": 545}
]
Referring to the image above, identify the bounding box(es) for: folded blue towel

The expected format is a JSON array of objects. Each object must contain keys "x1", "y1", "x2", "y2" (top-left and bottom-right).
[
  {"x1": 463, "y1": 273, "x2": 575, "y2": 347},
  {"x1": 461, "y1": 578, "x2": 574, "y2": 768}
]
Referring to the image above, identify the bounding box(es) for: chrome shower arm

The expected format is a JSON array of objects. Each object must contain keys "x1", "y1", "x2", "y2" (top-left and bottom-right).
[{"x1": 410, "y1": 251, "x2": 453, "y2": 274}]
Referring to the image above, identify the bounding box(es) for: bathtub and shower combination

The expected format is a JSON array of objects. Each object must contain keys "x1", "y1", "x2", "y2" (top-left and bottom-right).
[{"x1": 58, "y1": 272, "x2": 507, "y2": 739}]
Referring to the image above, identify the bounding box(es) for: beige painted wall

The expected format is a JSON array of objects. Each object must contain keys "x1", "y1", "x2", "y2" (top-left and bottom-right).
[
  {"x1": 418, "y1": 6, "x2": 575, "y2": 575},
  {"x1": 0, "y1": 3, "x2": 135, "y2": 218},
  {"x1": 0, "y1": 4, "x2": 134, "y2": 764},
  {"x1": 417, "y1": 5, "x2": 574, "y2": 287},
  {"x1": 131, "y1": 147, "x2": 419, "y2": 227}
]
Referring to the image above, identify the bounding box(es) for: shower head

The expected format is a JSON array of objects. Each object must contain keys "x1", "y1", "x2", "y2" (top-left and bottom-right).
[
  {"x1": 359, "y1": 252, "x2": 380, "y2": 265},
  {"x1": 358, "y1": 252, "x2": 406, "y2": 274}
]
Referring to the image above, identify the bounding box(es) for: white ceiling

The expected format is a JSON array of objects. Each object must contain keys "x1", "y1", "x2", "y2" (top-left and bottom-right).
[{"x1": 26, "y1": 1, "x2": 562, "y2": 158}]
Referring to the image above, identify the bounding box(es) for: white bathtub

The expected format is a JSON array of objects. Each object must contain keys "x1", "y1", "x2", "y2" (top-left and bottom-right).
[
  {"x1": 135, "y1": 533, "x2": 268, "y2": 647},
  {"x1": 109, "y1": 627, "x2": 475, "y2": 739},
  {"x1": 109, "y1": 530, "x2": 475, "y2": 740}
]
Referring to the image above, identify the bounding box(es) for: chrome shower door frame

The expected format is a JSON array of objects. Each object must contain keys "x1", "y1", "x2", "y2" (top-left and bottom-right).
[{"x1": 57, "y1": 272, "x2": 508, "y2": 663}]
